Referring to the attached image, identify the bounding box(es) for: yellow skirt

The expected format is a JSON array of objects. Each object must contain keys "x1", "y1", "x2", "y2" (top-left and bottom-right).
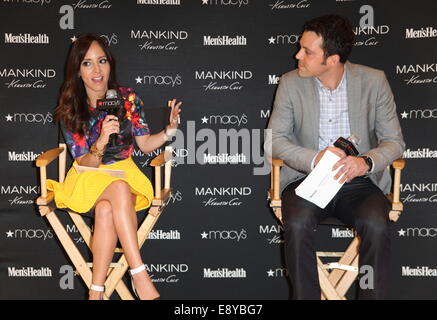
[{"x1": 47, "y1": 157, "x2": 154, "y2": 213}]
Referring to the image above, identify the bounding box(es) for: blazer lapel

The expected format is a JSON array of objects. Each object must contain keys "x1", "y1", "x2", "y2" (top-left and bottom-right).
[
  {"x1": 304, "y1": 77, "x2": 320, "y2": 150},
  {"x1": 346, "y1": 62, "x2": 362, "y2": 137}
]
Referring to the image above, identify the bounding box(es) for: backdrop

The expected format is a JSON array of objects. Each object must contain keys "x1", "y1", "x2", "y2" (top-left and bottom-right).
[{"x1": 0, "y1": 0, "x2": 436, "y2": 300}]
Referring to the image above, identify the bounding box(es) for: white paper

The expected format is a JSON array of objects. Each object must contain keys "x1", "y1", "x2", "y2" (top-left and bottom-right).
[
  {"x1": 74, "y1": 165, "x2": 126, "y2": 178},
  {"x1": 295, "y1": 150, "x2": 345, "y2": 209}
]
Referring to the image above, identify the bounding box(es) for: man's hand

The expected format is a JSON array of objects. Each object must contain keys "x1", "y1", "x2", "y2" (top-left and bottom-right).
[
  {"x1": 314, "y1": 146, "x2": 346, "y2": 167},
  {"x1": 332, "y1": 156, "x2": 370, "y2": 183}
]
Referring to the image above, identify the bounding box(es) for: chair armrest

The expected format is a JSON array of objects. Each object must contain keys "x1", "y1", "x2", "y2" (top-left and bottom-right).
[
  {"x1": 36, "y1": 191, "x2": 54, "y2": 206},
  {"x1": 391, "y1": 158, "x2": 405, "y2": 212},
  {"x1": 151, "y1": 147, "x2": 174, "y2": 200},
  {"x1": 150, "y1": 147, "x2": 173, "y2": 167},
  {"x1": 270, "y1": 158, "x2": 284, "y2": 202},
  {"x1": 36, "y1": 147, "x2": 65, "y2": 167},
  {"x1": 392, "y1": 159, "x2": 405, "y2": 170},
  {"x1": 268, "y1": 158, "x2": 284, "y2": 222},
  {"x1": 36, "y1": 146, "x2": 66, "y2": 200},
  {"x1": 272, "y1": 158, "x2": 284, "y2": 167}
]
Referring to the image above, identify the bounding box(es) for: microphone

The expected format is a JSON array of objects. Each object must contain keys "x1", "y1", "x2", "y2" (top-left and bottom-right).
[
  {"x1": 97, "y1": 89, "x2": 124, "y2": 147},
  {"x1": 334, "y1": 134, "x2": 360, "y2": 156}
]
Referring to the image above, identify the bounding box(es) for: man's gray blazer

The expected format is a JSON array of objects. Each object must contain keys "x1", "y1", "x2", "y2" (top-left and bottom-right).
[{"x1": 266, "y1": 61, "x2": 405, "y2": 195}]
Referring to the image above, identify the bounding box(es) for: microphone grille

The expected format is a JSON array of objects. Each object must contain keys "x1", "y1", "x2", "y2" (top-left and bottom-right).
[
  {"x1": 106, "y1": 89, "x2": 118, "y2": 99},
  {"x1": 348, "y1": 134, "x2": 361, "y2": 146}
]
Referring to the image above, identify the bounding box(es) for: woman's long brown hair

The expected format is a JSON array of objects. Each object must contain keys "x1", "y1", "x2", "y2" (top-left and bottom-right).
[{"x1": 54, "y1": 34, "x2": 119, "y2": 136}]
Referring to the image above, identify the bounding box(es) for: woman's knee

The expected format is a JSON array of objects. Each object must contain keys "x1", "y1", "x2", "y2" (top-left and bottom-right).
[
  {"x1": 94, "y1": 200, "x2": 113, "y2": 224},
  {"x1": 105, "y1": 181, "x2": 133, "y2": 204},
  {"x1": 105, "y1": 180, "x2": 135, "y2": 210},
  {"x1": 108, "y1": 180, "x2": 131, "y2": 194}
]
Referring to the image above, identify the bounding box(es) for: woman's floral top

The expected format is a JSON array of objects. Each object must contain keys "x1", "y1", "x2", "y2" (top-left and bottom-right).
[{"x1": 61, "y1": 87, "x2": 150, "y2": 164}]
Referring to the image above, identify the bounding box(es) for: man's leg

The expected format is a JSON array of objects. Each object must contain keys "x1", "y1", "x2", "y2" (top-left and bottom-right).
[
  {"x1": 333, "y1": 177, "x2": 391, "y2": 300},
  {"x1": 281, "y1": 179, "x2": 325, "y2": 300}
]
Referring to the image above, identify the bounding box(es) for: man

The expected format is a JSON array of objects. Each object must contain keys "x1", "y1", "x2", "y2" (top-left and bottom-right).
[{"x1": 266, "y1": 15, "x2": 405, "y2": 299}]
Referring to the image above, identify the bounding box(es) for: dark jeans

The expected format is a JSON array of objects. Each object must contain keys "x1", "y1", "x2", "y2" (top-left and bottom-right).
[{"x1": 282, "y1": 176, "x2": 391, "y2": 300}]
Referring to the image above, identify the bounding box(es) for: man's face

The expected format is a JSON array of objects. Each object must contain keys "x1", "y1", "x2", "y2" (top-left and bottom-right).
[{"x1": 295, "y1": 31, "x2": 329, "y2": 78}]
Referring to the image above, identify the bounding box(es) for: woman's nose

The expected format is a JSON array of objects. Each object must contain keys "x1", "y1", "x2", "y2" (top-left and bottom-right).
[{"x1": 92, "y1": 62, "x2": 101, "y2": 74}]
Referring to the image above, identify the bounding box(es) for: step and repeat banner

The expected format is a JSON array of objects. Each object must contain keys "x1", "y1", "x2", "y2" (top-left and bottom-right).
[{"x1": 0, "y1": 0, "x2": 436, "y2": 299}]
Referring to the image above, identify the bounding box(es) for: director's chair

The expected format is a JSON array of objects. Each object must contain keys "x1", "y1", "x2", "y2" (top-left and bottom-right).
[
  {"x1": 267, "y1": 158, "x2": 405, "y2": 300},
  {"x1": 35, "y1": 106, "x2": 175, "y2": 300},
  {"x1": 36, "y1": 145, "x2": 173, "y2": 300}
]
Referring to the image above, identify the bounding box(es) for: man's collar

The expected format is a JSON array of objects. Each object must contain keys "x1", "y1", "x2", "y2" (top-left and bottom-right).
[{"x1": 315, "y1": 64, "x2": 347, "y2": 91}]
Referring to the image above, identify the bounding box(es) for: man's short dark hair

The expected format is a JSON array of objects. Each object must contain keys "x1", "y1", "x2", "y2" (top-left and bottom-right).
[{"x1": 303, "y1": 15, "x2": 354, "y2": 63}]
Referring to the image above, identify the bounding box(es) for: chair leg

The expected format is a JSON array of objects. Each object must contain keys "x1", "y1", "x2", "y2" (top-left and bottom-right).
[
  {"x1": 110, "y1": 282, "x2": 134, "y2": 300},
  {"x1": 328, "y1": 237, "x2": 360, "y2": 287},
  {"x1": 104, "y1": 267, "x2": 134, "y2": 300},
  {"x1": 335, "y1": 254, "x2": 359, "y2": 298},
  {"x1": 43, "y1": 207, "x2": 93, "y2": 289},
  {"x1": 103, "y1": 204, "x2": 164, "y2": 299},
  {"x1": 318, "y1": 237, "x2": 361, "y2": 300},
  {"x1": 43, "y1": 198, "x2": 168, "y2": 300},
  {"x1": 66, "y1": 210, "x2": 134, "y2": 299},
  {"x1": 68, "y1": 211, "x2": 92, "y2": 248},
  {"x1": 137, "y1": 205, "x2": 163, "y2": 247},
  {"x1": 317, "y1": 257, "x2": 344, "y2": 300}
]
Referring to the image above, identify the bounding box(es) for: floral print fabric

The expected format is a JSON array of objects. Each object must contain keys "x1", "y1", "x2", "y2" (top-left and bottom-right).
[{"x1": 61, "y1": 87, "x2": 150, "y2": 164}]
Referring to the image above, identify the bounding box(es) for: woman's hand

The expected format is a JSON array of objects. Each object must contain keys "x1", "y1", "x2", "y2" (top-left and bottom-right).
[
  {"x1": 96, "y1": 114, "x2": 120, "y2": 149},
  {"x1": 135, "y1": 99, "x2": 182, "y2": 153},
  {"x1": 165, "y1": 98, "x2": 182, "y2": 137}
]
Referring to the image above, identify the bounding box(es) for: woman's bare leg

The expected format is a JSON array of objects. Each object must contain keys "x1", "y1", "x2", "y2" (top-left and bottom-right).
[
  {"x1": 95, "y1": 180, "x2": 159, "y2": 300},
  {"x1": 88, "y1": 200, "x2": 118, "y2": 300}
]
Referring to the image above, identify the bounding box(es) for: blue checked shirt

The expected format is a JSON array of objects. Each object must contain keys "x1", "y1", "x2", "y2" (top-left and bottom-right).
[
  {"x1": 315, "y1": 70, "x2": 350, "y2": 151},
  {"x1": 310, "y1": 70, "x2": 374, "y2": 173}
]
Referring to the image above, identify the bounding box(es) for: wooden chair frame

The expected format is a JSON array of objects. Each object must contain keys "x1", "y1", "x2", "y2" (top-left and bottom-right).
[
  {"x1": 36, "y1": 143, "x2": 174, "y2": 300},
  {"x1": 267, "y1": 158, "x2": 405, "y2": 300}
]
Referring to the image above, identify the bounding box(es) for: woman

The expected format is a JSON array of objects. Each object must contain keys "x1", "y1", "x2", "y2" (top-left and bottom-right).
[{"x1": 47, "y1": 34, "x2": 181, "y2": 300}]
